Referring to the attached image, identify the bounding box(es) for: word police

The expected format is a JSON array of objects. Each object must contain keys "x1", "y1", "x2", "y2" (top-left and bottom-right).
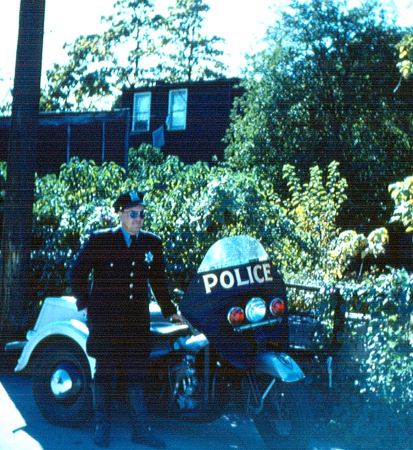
[{"x1": 202, "y1": 263, "x2": 273, "y2": 294}]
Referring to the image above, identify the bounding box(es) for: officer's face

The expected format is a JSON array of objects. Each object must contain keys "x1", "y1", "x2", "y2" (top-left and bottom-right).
[{"x1": 119, "y1": 205, "x2": 145, "y2": 236}]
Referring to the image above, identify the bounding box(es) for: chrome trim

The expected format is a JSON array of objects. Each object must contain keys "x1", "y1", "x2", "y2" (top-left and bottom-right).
[{"x1": 234, "y1": 317, "x2": 282, "y2": 332}]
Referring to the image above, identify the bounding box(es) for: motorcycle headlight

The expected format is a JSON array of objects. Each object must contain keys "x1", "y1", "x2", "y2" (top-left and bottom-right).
[
  {"x1": 245, "y1": 297, "x2": 266, "y2": 323},
  {"x1": 270, "y1": 298, "x2": 285, "y2": 316},
  {"x1": 227, "y1": 307, "x2": 245, "y2": 326}
]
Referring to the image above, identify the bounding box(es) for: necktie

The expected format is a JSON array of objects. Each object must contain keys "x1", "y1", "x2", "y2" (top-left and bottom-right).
[{"x1": 130, "y1": 235, "x2": 138, "y2": 251}]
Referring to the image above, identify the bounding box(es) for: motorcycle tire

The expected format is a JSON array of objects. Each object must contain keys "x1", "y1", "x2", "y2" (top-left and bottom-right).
[
  {"x1": 252, "y1": 377, "x2": 312, "y2": 450},
  {"x1": 149, "y1": 351, "x2": 224, "y2": 423},
  {"x1": 32, "y1": 341, "x2": 92, "y2": 427}
]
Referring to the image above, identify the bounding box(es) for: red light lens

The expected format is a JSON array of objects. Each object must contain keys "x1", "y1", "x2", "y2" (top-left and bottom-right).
[
  {"x1": 270, "y1": 298, "x2": 285, "y2": 316},
  {"x1": 227, "y1": 307, "x2": 245, "y2": 326}
]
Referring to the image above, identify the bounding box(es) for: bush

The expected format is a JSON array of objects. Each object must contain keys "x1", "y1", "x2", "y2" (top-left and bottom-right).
[
  {"x1": 28, "y1": 149, "x2": 385, "y2": 318},
  {"x1": 32, "y1": 157, "x2": 126, "y2": 303}
]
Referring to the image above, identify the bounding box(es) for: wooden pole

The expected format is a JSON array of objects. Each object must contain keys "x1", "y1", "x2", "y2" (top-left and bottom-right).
[{"x1": 0, "y1": 0, "x2": 46, "y2": 343}]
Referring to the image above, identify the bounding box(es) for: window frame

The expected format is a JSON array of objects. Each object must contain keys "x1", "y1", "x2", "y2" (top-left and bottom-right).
[
  {"x1": 132, "y1": 91, "x2": 151, "y2": 133},
  {"x1": 167, "y1": 88, "x2": 188, "y2": 131}
]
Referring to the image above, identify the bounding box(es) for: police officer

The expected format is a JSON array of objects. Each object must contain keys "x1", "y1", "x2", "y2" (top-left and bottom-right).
[{"x1": 70, "y1": 191, "x2": 185, "y2": 448}]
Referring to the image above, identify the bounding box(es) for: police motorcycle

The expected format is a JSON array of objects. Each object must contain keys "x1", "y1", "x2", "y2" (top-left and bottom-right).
[
  {"x1": 6, "y1": 235, "x2": 311, "y2": 449},
  {"x1": 176, "y1": 234, "x2": 311, "y2": 449}
]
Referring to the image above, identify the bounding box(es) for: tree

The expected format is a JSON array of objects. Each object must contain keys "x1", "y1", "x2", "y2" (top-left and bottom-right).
[
  {"x1": 396, "y1": 31, "x2": 413, "y2": 83},
  {"x1": 42, "y1": 0, "x2": 161, "y2": 111},
  {"x1": 0, "y1": 72, "x2": 12, "y2": 115},
  {"x1": 157, "y1": 0, "x2": 227, "y2": 82},
  {"x1": 0, "y1": 0, "x2": 45, "y2": 342},
  {"x1": 41, "y1": 0, "x2": 227, "y2": 111},
  {"x1": 0, "y1": 98, "x2": 12, "y2": 116},
  {"x1": 31, "y1": 158, "x2": 126, "y2": 304},
  {"x1": 388, "y1": 174, "x2": 413, "y2": 232},
  {"x1": 224, "y1": 0, "x2": 413, "y2": 229},
  {"x1": 27, "y1": 148, "x2": 356, "y2": 299}
]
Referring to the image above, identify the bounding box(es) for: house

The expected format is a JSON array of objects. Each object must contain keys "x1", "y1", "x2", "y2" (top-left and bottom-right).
[
  {"x1": 0, "y1": 77, "x2": 243, "y2": 174},
  {"x1": 0, "y1": 109, "x2": 130, "y2": 177},
  {"x1": 121, "y1": 77, "x2": 242, "y2": 165}
]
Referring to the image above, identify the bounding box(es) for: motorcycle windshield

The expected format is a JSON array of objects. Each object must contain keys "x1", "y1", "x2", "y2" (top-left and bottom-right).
[
  {"x1": 197, "y1": 235, "x2": 269, "y2": 273},
  {"x1": 179, "y1": 235, "x2": 288, "y2": 369}
]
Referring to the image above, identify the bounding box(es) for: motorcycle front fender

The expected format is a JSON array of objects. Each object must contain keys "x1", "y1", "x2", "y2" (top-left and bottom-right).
[{"x1": 255, "y1": 352, "x2": 305, "y2": 382}]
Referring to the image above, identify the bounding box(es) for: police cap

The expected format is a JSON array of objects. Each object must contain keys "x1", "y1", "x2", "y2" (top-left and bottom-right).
[{"x1": 113, "y1": 191, "x2": 145, "y2": 212}]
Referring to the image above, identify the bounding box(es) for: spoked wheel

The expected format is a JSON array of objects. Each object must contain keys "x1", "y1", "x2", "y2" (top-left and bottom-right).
[
  {"x1": 149, "y1": 351, "x2": 223, "y2": 422},
  {"x1": 252, "y1": 375, "x2": 312, "y2": 450},
  {"x1": 32, "y1": 342, "x2": 92, "y2": 427}
]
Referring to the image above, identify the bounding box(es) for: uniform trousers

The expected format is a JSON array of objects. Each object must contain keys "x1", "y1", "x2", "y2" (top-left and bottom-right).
[{"x1": 93, "y1": 342, "x2": 150, "y2": 387}]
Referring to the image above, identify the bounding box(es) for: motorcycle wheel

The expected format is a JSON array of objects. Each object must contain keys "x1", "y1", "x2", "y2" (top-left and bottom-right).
[
  {"x1": 32, "y1": 342, "x2": 92, "y2": 427},
  {"x1": 149, "y1": 351, "x2": 224, "y2": 423},
  {"x1": 252, "y1": 377, "x2": 312, "y2": 450}
]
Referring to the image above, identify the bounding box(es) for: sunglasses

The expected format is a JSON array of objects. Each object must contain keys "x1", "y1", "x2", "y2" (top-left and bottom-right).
[{"x1": 125, "y1": 210, "x2": 146, "y2": 219}]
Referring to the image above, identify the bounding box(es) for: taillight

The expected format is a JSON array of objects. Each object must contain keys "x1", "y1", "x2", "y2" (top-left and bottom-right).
[
  {"x1": 227, "y1": 307, "x2": 245, "y2": 326},
  {"x1": 245, "y1": 297, "x2": 266, "y2": 323},
  {"x1": 270, "y1": 298, "x2": 285, "y2": 316}
]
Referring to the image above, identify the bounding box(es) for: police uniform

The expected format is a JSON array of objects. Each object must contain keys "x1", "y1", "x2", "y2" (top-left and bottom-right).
[
  {"x1": 70, "y1": 191, "x2": 174, "y2": 449},
  {"x1": 70, "y1": 226, "x2": 176, "y2": 370}
]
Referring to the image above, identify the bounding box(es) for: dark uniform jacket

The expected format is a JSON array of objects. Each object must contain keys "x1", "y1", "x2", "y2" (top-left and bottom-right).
[{"x1": 69, "y1": 226, "x2": 176, "y2": 360}]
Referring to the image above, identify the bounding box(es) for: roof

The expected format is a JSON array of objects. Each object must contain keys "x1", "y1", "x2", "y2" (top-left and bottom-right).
[{"x1": 122, "y1": 77, "x2": 242, "y2": 94}]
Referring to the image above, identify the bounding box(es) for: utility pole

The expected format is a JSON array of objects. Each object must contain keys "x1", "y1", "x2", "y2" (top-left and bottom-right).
[{"x1": 0, "y1": 0, "x2": 46, "y2": 344}]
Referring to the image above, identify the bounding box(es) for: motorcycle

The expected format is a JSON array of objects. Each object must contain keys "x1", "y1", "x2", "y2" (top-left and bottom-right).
[
  {"x1": 7, "y1": 235, "x2": 313, "y2": 450},
  {"x1": 174, "y1": 234, "x2": 312, "y2": 449}
]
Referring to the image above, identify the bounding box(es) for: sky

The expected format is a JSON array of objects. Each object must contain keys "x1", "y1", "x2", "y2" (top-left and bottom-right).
[{"x1": 0, "y1": 0, "x2": 412, "y2": 108}]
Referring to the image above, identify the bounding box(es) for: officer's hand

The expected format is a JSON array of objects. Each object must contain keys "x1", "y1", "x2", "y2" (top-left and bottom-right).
[{"x1": 169, "y1": 313, "x2": 186, "y2": 325}]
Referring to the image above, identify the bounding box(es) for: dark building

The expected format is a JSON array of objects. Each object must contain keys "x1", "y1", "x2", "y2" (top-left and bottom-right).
[
  {"x1": 122, "y1": 77, "x2": 242, "y2": 165},
  {"x1": 0, "y1": 77, "x2": 243, "y2": 174},
  {"x1": 0, "y1": 109, "x2": 130, "y2": 177}
]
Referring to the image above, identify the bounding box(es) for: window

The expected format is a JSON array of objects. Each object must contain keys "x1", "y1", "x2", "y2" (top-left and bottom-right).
[
  {"x1": 167, "y1": 89, "x2": 187, "y2": 130},
  {"x1": 132, "y1": 92, "x2": 151, "y2": 132}
]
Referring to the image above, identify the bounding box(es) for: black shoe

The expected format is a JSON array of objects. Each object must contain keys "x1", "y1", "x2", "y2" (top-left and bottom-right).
[
  {"x1": 94, "y1": 422, "x2": 110, "y2": 448},
  {"x1": 131, "y1": 426, "x2": 166, "y2": 449}
]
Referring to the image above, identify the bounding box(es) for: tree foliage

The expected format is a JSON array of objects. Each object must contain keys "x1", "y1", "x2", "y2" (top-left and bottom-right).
[
  {"x1": 41, "y1": 0, "x2": 227, "y2": 111},
  {"x1": 396, "y1": 31, "x2": 413, "y2": 81},
  {"x1": 336, "y1": 267, "x2": 413, "y2": 445},
  {"x1": 157, "y1": 0, "x2": 227, "y2": 82},
  {"x1": 224, "y1": 0, "x2": 413, "y2": 229},
  {"x1": 320, "y1": 169, "x2": 413, "y2": 441},
  {"x1": 23, "y1": 146, "x2": 388, "y2": 312},
  {"x1": 0, "y1": 86, "x2": 12, "y2": 115},
  {"x1": 389, "y1": 175, "x2": 413, "y2": 232},
  {"x1": 42, "y1": 0, "x2": 161, "y2": 111},
  {"x1": 32, "y1": 158, "x2": 126, "y2": 299},
  {"x1": 0, "y1": 145, "x2": 391, "y2": 324}
]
